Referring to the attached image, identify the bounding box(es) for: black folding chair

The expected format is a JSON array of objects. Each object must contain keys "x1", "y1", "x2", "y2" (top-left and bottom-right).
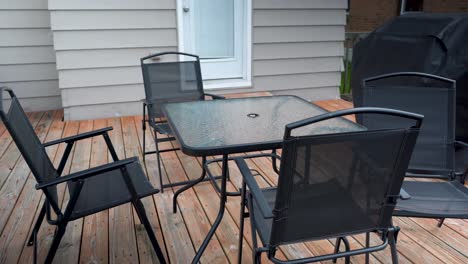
[
  {"x1": 0, "y1": 88, "x2": 166, "y2": 264},
  {"x1": 140, "y1": 52, "x2": 224, "y2": 191},
  {"x1": 236, "y1": 107, "x2": 422, "y2": 264},
  {"x1": 359, "y1": 72, "x2": 468, "y2": 226}
]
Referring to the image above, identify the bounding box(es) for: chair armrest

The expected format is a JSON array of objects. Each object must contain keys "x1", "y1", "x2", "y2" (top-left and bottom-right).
[
  {"x1": 43, "y1": 127, "x2": 113, "y2": 147},
  {"x1": 234, "y1": 158, "x2": 274, "y2": 219},
  {"x1": 204, "y1": 93, "x2": 225, "y2": 100},
  {"x1": 455, "y1": 141, "x2": 468, "y2": 149},
  {"x1": 36, "y1": 157, "x2": 138, "y2": 189},
  {"x1": 399, "y1": 188, "x2": 411, "y2": 200}
]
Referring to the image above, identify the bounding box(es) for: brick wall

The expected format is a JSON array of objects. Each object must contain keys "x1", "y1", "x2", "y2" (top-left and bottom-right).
[
  {"x1": 347, "y1": 0, "x2": 468, "y2": 33},
  {"x1": 346, "y1": 0, "x2": 398, "y2": 32},
  {"x1": 425, "y1": 0, "x2": 468, "y2": 13}
]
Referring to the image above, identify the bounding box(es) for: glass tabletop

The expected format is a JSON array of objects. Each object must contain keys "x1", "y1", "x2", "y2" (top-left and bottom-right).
[{"x1": 163, "y1": 95, "x2": 365, "y2": 156}]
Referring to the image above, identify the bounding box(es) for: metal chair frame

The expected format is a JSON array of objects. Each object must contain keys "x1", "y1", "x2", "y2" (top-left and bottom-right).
[
  {"x1": 361, "y1": 72, "x2": 466, "y2": 181},
  {"x1": 0, "y1": 88, "x2": 166, "y2": 264},
  {"x1": 236, "y1": 107, "x2": 423, "y2": 264},
  {"x1": 140, "y1": 52, "x2": 224, "y2": 190},
  {"x1": 361, "y1": 72, "x2": 468, "y2": 226}
]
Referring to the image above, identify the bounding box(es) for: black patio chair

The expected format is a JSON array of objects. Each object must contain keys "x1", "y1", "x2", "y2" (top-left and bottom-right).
[
  {"x1": 236, "y1": 107, "x2": 423, "y2": 264},
  {"x1": 140, "y1": 52, "x2": 224, "y2": 192},
  {"x1": 0, "y1": 88, "x2": 166, "y2": 264},
  {"x1": 359, "y1": 72, "x2": 468, "y2": 226}
]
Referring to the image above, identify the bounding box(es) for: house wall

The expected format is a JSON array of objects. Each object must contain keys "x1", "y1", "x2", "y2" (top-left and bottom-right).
[
  {"x1": 252, "y1": 0, "x2": 346, "y2": 101},
  {"x1": 347, "y1": 0, "x2": 468, "y2": 33},
  {"x1": 49, "y1": 0, "x2": 347, "y2": 120},
  {"x1": 48, "y1": 0, "x2": 177, "y2": 120},
  {"x1": 0, "y1": 0, "x2": 61, "y2": 112}
]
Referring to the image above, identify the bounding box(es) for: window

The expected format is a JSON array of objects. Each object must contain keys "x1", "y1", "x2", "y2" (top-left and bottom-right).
[{"x1": 400, "y1": 0, "x2": 424, "y2": 14}]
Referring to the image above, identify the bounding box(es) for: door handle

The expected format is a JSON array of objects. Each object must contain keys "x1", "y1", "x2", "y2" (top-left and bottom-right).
[{"x1": 183, "y1": 6, "x2": 190, "y2": 12}]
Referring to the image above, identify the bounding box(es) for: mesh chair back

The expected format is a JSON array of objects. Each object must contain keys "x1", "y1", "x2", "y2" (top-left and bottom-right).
[
  {"x1": 359, "y1": 73, "x2": 456, "y2": 175},
  {"x1": 141, "y1": 52, "x2": 204, "y2": 119},
  {"x1": 0, "y1": 89, "x2": 59, "y2": 209},
  {"x1": 269, "y1": 110, "x2": 420, "y2": 247}
]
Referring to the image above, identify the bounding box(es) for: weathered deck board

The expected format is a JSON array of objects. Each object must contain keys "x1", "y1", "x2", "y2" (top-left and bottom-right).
[
  {"x1": 108, "y1": 118, "x2": 140, "y2": 264},
  {"x1": 79, "y1": 119, "x2": 109, "y2": 264},
  {"x1": 0, "y1": 95, "x2": 466, "y2": 264}
]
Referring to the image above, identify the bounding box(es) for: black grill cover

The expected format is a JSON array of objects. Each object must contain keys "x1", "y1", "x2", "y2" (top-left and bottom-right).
[{"x1": 352, "y1": 13, "x2": 468, "y2": 141}]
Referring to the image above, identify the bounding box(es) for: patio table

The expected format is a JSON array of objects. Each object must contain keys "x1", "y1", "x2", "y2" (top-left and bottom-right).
[{"x1": 162, "y1": 95, "x2": 365, "y2": 263}]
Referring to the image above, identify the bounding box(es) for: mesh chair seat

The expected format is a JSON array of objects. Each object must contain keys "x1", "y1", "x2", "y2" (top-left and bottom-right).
[
  {"x1": 395, "y1": 181, "x2": 468, "y2": 218},
  {"x1": 150, "y1": 122, "x2": 173, "y2": 135},
  {"x1": 69, "y1": 162, "x2": 158, "y2": 220},
  {"x1": 250, "y1": 180, "x2": 376, "y2": 246}
]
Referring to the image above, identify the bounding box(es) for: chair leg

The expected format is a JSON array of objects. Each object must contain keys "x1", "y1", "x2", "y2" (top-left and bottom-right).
[
  {"x1": 342, "y1": 237, "x2": 351, "y2": 264},
  {"x1": 437, "y1": 218, "x2": 445, "y2": 227},
  {"x1": 271, "y1": 149, "x2": 279, "y2": 174},
  {"x1": 254, "y1": 250, "x2": 261, "y2": 264},
  {"x1": 247, "y1": 193, "x2": 260, "y2": 264},
  {"x1": 154, "y1": 132, "x2": 164, "y2": 193},
  {"x1": 365, "y1": 232, "x2": 370, "y2": 264},
  {"x1": 44, "y1": 222, "x2": 67, "y2": 264},
  {"x1": 237, "y1": 181, "x2": 247, "y2": 264},
  {"x1": 28, "y1": 202, "x2": 46, "y2": 246},
  {"x1": 172, "y1": 156, "x2": 207, "y2": 214},
  {"x1": 389, "y1": 229, "x2": 399, "y2": 264},
  {"x1": 333, "y1": 237, "x2": 350, "y2": 264},
  {"x1": 133, "y1": 200, "x2": 167, "y2": 264},
  {"x1": 142, "y1": 118, "x2": 146, "y2": 163},
  {"x1": 332, "y1": 238, "x2": 341, "y2": 263}
]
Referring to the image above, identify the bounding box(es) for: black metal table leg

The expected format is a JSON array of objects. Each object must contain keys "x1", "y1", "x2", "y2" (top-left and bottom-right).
[
  {"x1": 173, "y1": 156, "x2": 207, "y2": 213},
  {"x1": 191, "y1": 154, "x2": 229, "y2": 264}
]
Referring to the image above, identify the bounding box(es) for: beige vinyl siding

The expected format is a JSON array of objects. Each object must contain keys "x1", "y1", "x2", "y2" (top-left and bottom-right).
[
  {"x1": 0, "y1": 10, "x2": 51, "y2": 28},
  {"x1": 0, "y1": 0, "x2": 60, "y2": 112},
  {"x1": 0, "y1": 0, "x2": 48, "y2": 10},
  {"x1": 48, "y1": 0, "x2": 177, "y2": 120},
  {"x1": 64, "y1": 101, "x2": 144, "y2": 121},
  {"x1": 253, "y1": 0, "x2": 346, "y2": 9},
  {"x1": 50, "y1": 0, "x2": 347, "y2": 120},
  {"x1": 62, "y1": 84, "x2": 145, "y2": 107},
  {"x1": 252, "y1": 42, "x2": 344, "y2": 60},
  {"x1": 52, "y1": 29, "x2": 177, "y2": 50},
  {"x1": 55, "y1": 47, "x2": 175, "y2": 69},
  {"x1": 253, "y1": 57, "x2": 343, "y2": 76},
  {"x1": 251, "y1": 0, "x2": 347, "y2": 100},
  {"x1": 50, "y1": 10, "x2": 176, "y2": 30},
  {"x1": 48, "y1": 0, "x2": 175, "y2": 10},
  {"x1": 253, "y1": 10, "x2": 346, "y2": 26}
]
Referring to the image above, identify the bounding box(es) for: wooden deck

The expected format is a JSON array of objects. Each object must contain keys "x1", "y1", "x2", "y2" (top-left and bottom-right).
[{"x1": 0, "y1": 94, "x2": 467, "y2": 264}]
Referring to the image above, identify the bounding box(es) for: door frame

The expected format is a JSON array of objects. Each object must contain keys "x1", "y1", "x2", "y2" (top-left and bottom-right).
[{"x1": 176, "y1": 0, "x2": 252, "y2": 89}]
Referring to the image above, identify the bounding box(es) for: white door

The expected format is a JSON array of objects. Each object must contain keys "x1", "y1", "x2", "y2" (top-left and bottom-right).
[{"x1": 181, "y1": 0, "x2": 247, "y2": 80}]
